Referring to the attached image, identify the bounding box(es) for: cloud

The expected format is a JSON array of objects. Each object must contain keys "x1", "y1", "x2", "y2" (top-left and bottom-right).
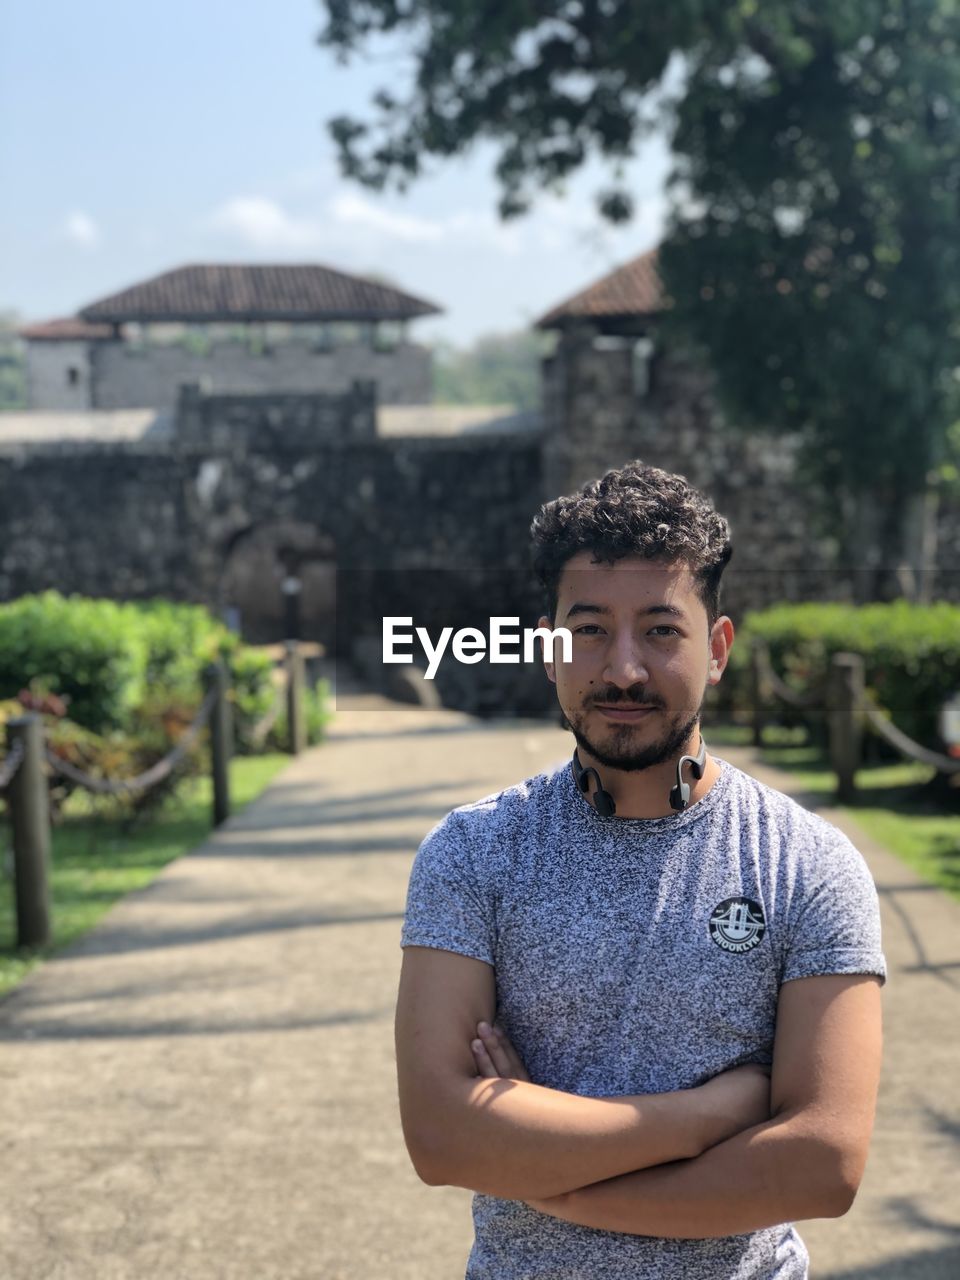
[
  {"x1": 206, "y1": 197, "x2": 321, "y2": 250},
  {"x1": 328, "y1": 193, "x2": 443, "y2": 244},
  {"x1": 205, "y1": 191, "x2": 525, "y2": 255},
  {"x1": 60, "y1": 211, "x2": 100, "y2": 248},
  {"x1": 206, "y1": 193, "x2": 440, "y2": 251}
]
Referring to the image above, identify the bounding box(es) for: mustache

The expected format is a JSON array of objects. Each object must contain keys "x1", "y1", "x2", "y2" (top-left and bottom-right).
[{"x1": 589, "y1": 688, "x2": 662, "y2": 707}]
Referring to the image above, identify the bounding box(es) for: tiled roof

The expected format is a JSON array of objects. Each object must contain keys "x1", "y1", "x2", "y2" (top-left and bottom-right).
[
  {"x1": 79, "y1": 264, "x2": 442, "y2": 323},
  {"x1": 19, "y1": 317, "x2": 114, "y2": 341},
  {"x1": 536, "y1": 249, "x2": 663, "y2": 327}
]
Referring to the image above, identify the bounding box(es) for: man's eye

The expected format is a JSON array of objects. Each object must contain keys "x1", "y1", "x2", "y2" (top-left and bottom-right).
[
  {"x1": 574, "y1": 625, "x2": 603, "y2": 635},
  {"x1": 650, "y1": 626, "x2": 679, "y2": 636}
]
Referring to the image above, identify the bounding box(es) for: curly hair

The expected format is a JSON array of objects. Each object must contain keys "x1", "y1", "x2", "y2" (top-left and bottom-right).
[{"x1": 531, "y1": 460, "x2": 733, "y2": 625}]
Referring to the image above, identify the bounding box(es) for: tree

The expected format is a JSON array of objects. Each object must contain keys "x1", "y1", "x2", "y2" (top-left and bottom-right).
[
  {"x1": 319, "y1": 1, "x2": 960, "y2": 601},
  {"x1": 0, "y1": 311, "x2": 26, "y2": 412}
]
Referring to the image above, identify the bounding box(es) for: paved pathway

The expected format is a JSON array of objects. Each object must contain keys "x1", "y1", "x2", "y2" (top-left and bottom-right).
[{"x1": 0, "y1": 688, "x2": 957, "y2": 1279}]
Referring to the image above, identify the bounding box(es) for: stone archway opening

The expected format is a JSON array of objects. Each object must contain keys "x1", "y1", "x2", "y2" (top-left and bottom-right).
[{"x1": 218, "y1": 521, "x2": 337, "y2": 650}]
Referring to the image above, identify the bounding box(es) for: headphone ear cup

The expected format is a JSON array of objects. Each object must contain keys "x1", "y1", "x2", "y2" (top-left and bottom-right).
[
  {"x1": 593, "y1": 788, "x2": 616, "y2": 818},
  {"x1": 669, "y1": 782, "x2": 689, "y2": 812}
]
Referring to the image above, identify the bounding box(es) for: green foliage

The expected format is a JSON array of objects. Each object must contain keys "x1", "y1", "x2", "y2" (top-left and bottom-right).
[
  {"x1": 319, "y1": 1, "x2": 716, "y2": 218},
  {"x1": 431, "y1": 330, "x2": 550, "y2": 411},
  {"x1": 0, "y1": 593, "x2": 148, "y2": 730},
  {"x1": 230, "y1": 646, "x2": 283, "y2": 755},
  {"x1": 0, "y1": 594, "x2": 277, "y2": 741},
  {"x1": 265, "y1": 677, "x2": 334, "y2": 751},
  {"x1": 0, "y1": 311, "x2": 26, "y2": 411},
  {"x1": 724, "y1": 600, "x2": 960, "y2": 748},
  {"x1": 0, "y1": 753, "x2": 291, "y2": 996},
  {"x1": 0, "y1": 595, "x2": 294, "y2": 829},
  {"x1": 320, "y1": 1, "x2": 960, "y2": 579},
  {"x1": 657, "y1": 0, "x2": 960, "y2": 551},
  {"x1": 134, "y1": 599, "x2": 233, "y2": 699},
  {"x1": 938, "y1": 416, "x2": 960, "y2": 497}
]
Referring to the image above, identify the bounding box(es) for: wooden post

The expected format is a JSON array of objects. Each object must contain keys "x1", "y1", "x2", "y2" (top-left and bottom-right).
[
  {"x1": 6, "y1": 715, "x2": 52, "y2": 949},
  {"x1": 285, "y1": 640, "x2": 306, "y2": 755},
  {"x1": 749, "y1": 640, "x2": 766, "y2": 748},
  {"x1": 828, "y1": 652, "x2": 864, "y2": 804},
  {"x1": 205, "y1": 662, "x2": 232, "y2": 827}
]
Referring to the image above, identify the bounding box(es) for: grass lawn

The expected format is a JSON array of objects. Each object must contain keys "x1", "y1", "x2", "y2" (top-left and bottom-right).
[
  {"x1": 0, "y1": 753, "x2": 291, "y2": 999},
  {"x1": 708, "y1": 723, "x2": 960, "y2": 901}
]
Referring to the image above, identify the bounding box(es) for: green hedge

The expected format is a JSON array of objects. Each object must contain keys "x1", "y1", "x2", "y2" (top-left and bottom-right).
[
  {"x1": 719, "y1": 601, "x2": 960, "y2": 749},
  {"x1": 0, "y1": 593, "x2": 276, "y2": 742},
  {"x1": 0, "y1": 594, "x2": 148, "y2": 729}
]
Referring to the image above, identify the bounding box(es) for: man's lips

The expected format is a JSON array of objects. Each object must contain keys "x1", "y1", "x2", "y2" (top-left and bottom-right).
[{"x1": 593, "y1": 703, "x2": 658, "y2": 721}]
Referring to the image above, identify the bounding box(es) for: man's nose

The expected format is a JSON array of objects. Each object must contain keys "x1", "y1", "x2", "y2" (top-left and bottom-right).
[{"x1": 602, "y1": 635, "x2": 650, "y2": 689}]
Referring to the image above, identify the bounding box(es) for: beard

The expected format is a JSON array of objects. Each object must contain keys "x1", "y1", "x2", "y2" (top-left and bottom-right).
[{"x1": 563, "y1": 688, "x2": 706, "y2": 773}]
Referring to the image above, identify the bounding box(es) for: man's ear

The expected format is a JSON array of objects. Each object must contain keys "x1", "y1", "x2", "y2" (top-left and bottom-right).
[
  {"x1": 538, "y1": 614, "x2": 558, "y2": 685},
  {"x1": 707, "y1": 616, "x2": 735, "y2": 686}
]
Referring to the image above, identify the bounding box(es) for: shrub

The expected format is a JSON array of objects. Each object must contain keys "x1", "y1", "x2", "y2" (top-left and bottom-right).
[
  {"x1": 231, "y1": 647, "x2": 283, "y2": 755},
  {"x1": 265, "y1": 677, "x2": 334, "y2": 751},
  {"x1": 720, "y1": 601, "x2": 960, "y2": 750},
  {"x1": 0, "y1": 593, "x2": 147, "y2": 730},
  {"x1": 0, "y1": 594, "x2": 278, "y2": 745}
]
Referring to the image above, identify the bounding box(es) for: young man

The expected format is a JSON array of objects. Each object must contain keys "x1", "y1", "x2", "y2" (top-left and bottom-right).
[{"x1": 396, "y1": 461, "x2": 885, "y2": 1279}]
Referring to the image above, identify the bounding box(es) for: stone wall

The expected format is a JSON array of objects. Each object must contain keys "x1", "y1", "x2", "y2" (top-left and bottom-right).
[
  {"x1": 174, "y1": 382, "x2": 378, "y2": 450},
  {"x1": 24, "y1": 341, "x2": 93, "y2": 411},
  {"x1": 86, "y1": 337, "x2": 432, "y2": 409},
  {"x1": 541, "y1": 325, "x2": 960, "y2": 616},
  {"x1": 5, "y1": 351, "x2": 958, "y2": 719},
  {"x1": 0, "y1": 397, "x2": 552, "y2": 716}
]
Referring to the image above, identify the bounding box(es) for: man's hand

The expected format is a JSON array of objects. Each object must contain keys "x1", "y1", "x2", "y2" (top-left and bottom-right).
[
  {"x1": 695, "y1": 1062, "x2": 771, "y2": 1148},
  {"x1": 470, "y1": 1021, "x2": 531, "y2": 1083},
  {"x1": 398, "y1": 946, "x2": 783, "y2": 1200},
  {"x1": 470, "y1": 1021, "x2": 768, "y2": 1148},
  {"x1": 522, "y1": 974, "x2": 883, "y2": 1238}
]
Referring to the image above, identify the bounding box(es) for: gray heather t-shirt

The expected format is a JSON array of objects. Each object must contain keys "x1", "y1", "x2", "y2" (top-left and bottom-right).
[{"x1": 401, "y1": 754, "x2": 887, "y2": 1280}]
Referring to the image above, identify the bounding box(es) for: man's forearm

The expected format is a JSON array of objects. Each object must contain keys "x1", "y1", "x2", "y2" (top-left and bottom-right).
[
  {"x1": 411, "y1": 1075, "x2": 716, "y2": 1201},
  {"x1": 527, "y1": 1107, "x2": 858, "y2": 1238}
]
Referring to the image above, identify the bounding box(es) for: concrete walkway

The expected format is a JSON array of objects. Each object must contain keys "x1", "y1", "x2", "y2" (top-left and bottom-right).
[{"x1": 0, "y1": 689, "x2": 957, "y2": 1279}]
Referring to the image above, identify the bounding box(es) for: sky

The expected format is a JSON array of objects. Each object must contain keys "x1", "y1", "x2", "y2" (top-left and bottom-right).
[{"x1": 1, "y1": 0, "x2": 672, "y2": 348}]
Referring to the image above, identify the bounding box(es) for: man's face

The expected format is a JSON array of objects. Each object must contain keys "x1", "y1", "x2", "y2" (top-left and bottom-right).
[{"x1": 539, "y1": 552, "x2": 733, "y2": 772}]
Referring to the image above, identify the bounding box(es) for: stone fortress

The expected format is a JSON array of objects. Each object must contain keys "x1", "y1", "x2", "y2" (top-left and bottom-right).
[
  {"x1": 20, "y1": 263, "x2": 440, "y2": 412},
  {"x1": 6, "y1": 253, "x2": 959, "y2": 714}
]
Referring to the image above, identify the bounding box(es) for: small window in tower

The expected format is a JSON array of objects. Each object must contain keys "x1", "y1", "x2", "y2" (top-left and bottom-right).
[
  {"x1": 67, "y1": 367, "x2": 80, "y2": 386},
  {"x1": 632, "y1": 337, "x2": 655, "y2": 398}
]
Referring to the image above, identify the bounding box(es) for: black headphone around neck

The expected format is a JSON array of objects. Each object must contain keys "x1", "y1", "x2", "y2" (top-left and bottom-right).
[
  {"x1": 572, "y1": 738, "x2": 708, "y2": 818},
  {"x1": 571, "y1": 753, "x2": 617, "y2": 817}
]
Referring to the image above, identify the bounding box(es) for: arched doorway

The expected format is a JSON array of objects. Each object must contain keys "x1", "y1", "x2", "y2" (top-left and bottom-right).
[{"x1": 218, "y1": 521, "x2": 337, "y2": 650}]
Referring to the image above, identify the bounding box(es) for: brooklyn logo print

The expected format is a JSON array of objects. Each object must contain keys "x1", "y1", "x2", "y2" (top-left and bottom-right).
[{"x1": 709, "y1": 898, "x2": 766, "y2": 953}]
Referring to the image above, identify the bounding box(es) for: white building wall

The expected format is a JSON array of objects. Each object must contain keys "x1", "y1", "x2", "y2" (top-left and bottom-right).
[
  {"x1": 25, "y1": 341, "x2": 93, "y2": 410},
  {"x1": 88, "y1": 338, "x2": 432, "y2": 409}
]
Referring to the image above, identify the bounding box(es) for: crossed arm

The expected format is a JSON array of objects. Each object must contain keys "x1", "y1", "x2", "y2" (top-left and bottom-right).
[{"x1": 395, "y1": 946, "x2": 883, "y2": 1237}]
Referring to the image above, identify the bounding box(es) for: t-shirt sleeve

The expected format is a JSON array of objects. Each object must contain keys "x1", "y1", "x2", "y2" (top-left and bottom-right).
[
  {"x1": 781, "y1": 827, "x2": 887, "y2": 986},
  {"x1": 400, "y1": 810, "x2": 496, "y2": 966}
]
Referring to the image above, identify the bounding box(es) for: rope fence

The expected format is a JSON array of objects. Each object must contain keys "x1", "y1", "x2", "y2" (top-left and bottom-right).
[
  {"x1": 1, "y1": 643, "x2": 312, "y2": 952},
  {"x1": 750, "y1": 639, "x2": 960, "y2": 801},
  {"x1": 861, "y1": 700, "x2": 960, "y2": 775},
  {"x1": 0, "y1": 738, "x2": 25, "y2": 793},
  {"x1": 44, "y1": 687, "x2": 217, "y2": 797},
  {"x1": 752, "y1": 642, "x2": 821, "y2": 710},
  {"x1": 248, "y1": 679, "x2": 286, "y2": 751}
]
